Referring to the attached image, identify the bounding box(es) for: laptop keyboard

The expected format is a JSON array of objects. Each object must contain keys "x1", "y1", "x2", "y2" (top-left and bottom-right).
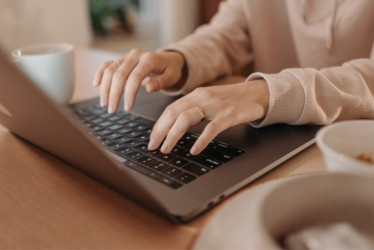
[{"x1": 74, "y1": 104, "x2": 244, "y2": 189}]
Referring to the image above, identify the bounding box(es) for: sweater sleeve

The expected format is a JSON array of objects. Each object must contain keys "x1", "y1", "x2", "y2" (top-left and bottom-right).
[
  {"x1": 161, "y1": 0, "x2": 254, "y2": 95},
  {"x1": 248, "y1": 50, "x2": 374, "y2": 127}
]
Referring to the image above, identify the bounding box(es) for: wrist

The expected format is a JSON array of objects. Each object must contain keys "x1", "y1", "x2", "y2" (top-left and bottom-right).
[
  {"x1": 250, "y1": 79, "x2": 269, "y2": 119},
  {"x1": 162, "y1": 50, "x2": 189, "y2": 92}
]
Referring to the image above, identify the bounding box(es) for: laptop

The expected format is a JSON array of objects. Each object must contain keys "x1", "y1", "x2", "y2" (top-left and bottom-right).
[{"x1": 0, "y1": 48, "x2": 319, "y2": 223}]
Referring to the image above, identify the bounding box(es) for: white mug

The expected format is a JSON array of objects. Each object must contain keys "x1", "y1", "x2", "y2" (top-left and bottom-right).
[{"x1": 12, "y1": 43, "x2": 75, "y2": 104}]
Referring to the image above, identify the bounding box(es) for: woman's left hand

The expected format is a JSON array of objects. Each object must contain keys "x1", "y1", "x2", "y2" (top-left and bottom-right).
[{"x1": 148, "y1": 79, "x2": 270, "y2": 155}]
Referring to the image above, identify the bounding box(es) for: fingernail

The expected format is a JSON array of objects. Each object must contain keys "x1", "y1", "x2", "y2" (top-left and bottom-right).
[
  {"x1": 161, "y1": 141, "x2": 169, "y2": 153},
  {"x1": 124, "y1": 101, "x2": 131, "y2": 111},
  {"x1": 108, "y1": 104, "x2": 115, "y2": 114},
  {"x1": 93, "y1": 80, "x2": 97, "y2": 86},
  {"x1": 101, "y1": 97, "x2": 106, "y2": 107},
  {"x1": 190, "y1": 144, "x2": 200, "y2": 155},
  {"x1": 146, "y1": 84, "x2": 154, "y2": 92},
  {"x1": 148, "y1": 139, "x2": 156, "y2": 150}
]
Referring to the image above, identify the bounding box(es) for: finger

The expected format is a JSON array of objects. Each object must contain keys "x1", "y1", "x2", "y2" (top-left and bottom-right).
[
  {"x1": 190, "y1": 115, "x2": 231, "y2": 155},
  {"x1": 93, "y1": 61, "x2": 111, "y2": 86},
  {"x1": 145, "y1": 67, "x2": 179, "y2": 93},
  {"x1": 148, "y1": 97, "x2": 196, "y2": 150},
  {"x1": 105, "y1": 50, "x2": 141, "y2": 112},
  {"x1": 107, "y1": 69, "x2": 126, "y2": 113},
  {"x1": 147, "y1": 105, "x2": 178, "y2": 151},
  {"x1": 100, "y1": 62, "x2": 120, "y2": 107},
  {"x1": 124, "y1": 53, "x2": 164, "y2": 111},
  {"x1": 107, "y1": 57, "x2": 142, "y2": 113},
  {"x1": 159, "y1": 107, "x2": 203, "y2": 154}
]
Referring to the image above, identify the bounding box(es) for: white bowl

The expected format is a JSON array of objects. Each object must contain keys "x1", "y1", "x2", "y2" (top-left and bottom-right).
[
  {"x1": 193, "y1": 173, "x2": 374, "y2": 249},
  {"x1": 316, "y1": 120, "x2": 374, "y2": 175}
]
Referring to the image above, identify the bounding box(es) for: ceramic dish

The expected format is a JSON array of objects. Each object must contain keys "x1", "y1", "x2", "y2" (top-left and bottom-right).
[
  {"x1": 316, "y1": 120, "x2": 374, "y2": 175},
  {"x1": 192, "y1": 173, "x2": 374, "y2": 249}
]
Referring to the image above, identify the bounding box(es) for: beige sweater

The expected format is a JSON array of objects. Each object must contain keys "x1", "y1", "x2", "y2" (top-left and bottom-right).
[{"x1": 165, "y1": 0, "x2": 374, "y2": 127}]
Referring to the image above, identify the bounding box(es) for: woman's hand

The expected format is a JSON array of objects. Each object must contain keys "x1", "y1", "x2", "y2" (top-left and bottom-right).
[
  {"x1": 93, "y1": 49, "x2": 186, "y2": 113},
  {"x1": 148, "y1": 79, "x2": 270, "y2": 155}
]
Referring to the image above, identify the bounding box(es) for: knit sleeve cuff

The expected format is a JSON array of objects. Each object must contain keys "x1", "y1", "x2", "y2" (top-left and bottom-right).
[
  {"x1": 159, "y1": 45, "x2": 200, "y2": 96},
  {"x1": 247, "y1": 71, "x2": 305, "y2": 127}
]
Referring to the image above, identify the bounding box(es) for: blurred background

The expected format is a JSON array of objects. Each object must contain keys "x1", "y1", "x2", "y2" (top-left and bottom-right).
[{"x1": 0, "y1": 0, "x2": 222, "y2": 54}]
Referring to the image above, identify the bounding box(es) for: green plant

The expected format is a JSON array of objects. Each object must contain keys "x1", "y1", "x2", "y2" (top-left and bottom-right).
[{"x1": 89, "y1": 0, "x2": 140, "y2": 36}]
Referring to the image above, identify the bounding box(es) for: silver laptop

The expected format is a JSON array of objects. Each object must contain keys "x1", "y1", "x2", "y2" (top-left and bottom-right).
[{"x1": 0, "y1": 48, "x2": 319, "y2": 222}]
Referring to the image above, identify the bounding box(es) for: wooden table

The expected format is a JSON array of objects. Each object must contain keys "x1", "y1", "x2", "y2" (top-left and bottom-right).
[{"x1": 0, "y1": 48, "x2": 326, "y2": 248}]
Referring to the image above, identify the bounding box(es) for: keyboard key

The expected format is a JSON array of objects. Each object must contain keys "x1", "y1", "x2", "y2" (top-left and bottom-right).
[
  {"x1": 108, "y1": 115, "x2": 121, "y2": 122},
  {"x1": 177, "y1": 139, "x2": 192, "y2": 149},
  {"x1": 138, "y1": 157, "x2": 158, "y2": 166},
  {"x1": 179, "y1": 150, "x2": 193, "y2": 159},
  {"x1": 114, "y1": 136, "x2": 132, "y2": 144},
  {"x1": 191, "y1": 155, "x2": 221, "y2": 169},
  {"x1": 127, "y1": 131, "x2": 142, "y2": 138},
  {"x1": 171, "y1": 146, "x2": 188, "y2": 157},
  {"x1": 157, "y1": 153, "x2": 176, "y2": 162},
  {"x1": 162, "y1": 167, "x2": 182, "y2": 177},
  {"x1": 183, "y1": 163, "x2": 209, "y2": 176},
  {"x1": 92, "y1": 125, "x2": 103, "y2": 132},
  {"x1": 96, "y1": 135, "x2": 104, "y2": 141},
  {"x1": 176, "y1": 172, "x2": 196, "y2": 184},
  {"x1": 126, "y1": 162, "x2": 181, "y2": 189},
  {"x1": 100, "y1": 113, "x2": 112, "y2": 119},
  {"x1": 126, "y1": 122, "x2": 139, "y2": 128},
  {"x1": 208, "y1": 141, "x2": 244, "y2": 157},
  {"x1": 99, "y1": 121, "x2": 114, "y2": 127},
  {"x1": 75, "y1": 109, "x2": 90, "y2": 117},
  {"x1": 117, "y1": 128, "x2": 132, "y2": 134},
  {"x1": 125, "y1": 140, "x2": 142, "y2": 148},
  {"x1": 98, "y1": 129, "x2": 112, "y2": 136},
  {"x1": 125, "y1": 151, "x2": 146, "y2": 161},
  {"x1": 182, "y1": 133, "x2": 197, "y2": 143},
  {"x1": 149, "y1": 161, "x2": 169, "y2": 172},
  {"x1": 106, "y1": 133, "x2": 122, "y2": 140},
  {"x1": 136, "y1": 134, "x2": 149, "y2": 142},
  {"x1": 190, "y1": 134, "x2": 199, "y2": 141},
  {"x1": 155, "y1": 175, "x2": 182, "y2": 189},
  {"x1": 85, "y1": 108, "x2": 104, "y2": 115},
  {"x1": 124, "y1": 114, "x2": 139, "y2": 121},
  {"x1": 134, "y1": 143, "x2": 148, "y2": 152},
  {"x1": 145, "y1": 129, "x2": 152, "y2": 134},
  {"x1": 83, "y1": 122, "x2": 95, "y2": 128},
  {"x1": 92, "y1": 118, "x2": 104, "y2": 124},
  {"x1": 169, "y1": 146, "x2": 191, "y2": 159},
  {"x1": 108, "y1": 124, "x2": 123, "y2": 131},
  {"x1": 83, "y1": 115, "x2": 95, "y2": 122},
  {"x1": 135, "y1": 125, "x2": 148, "y2": 131},
  {"x1": 201, "y1": 148, "x2": 233, "y2": 162},
  {"x1": 169, "y1": 158, "x2": 189, "y2": 168},
  {"x1": 108, "y1": 143, "x2": 123, "y2": 151},
  {"x1": 115, "y1": 147, "x2": 134, "y2": 156},
  {"x1": 101, "y1": 139, "x2": 112, "y2": 145},
  {"x1": 117, "y1": 118, "x2": 130, "y2": 125},
  {"x1": 147, "y1": 150, "x2": 162, "y2": 158},
  {"x1": 127, "y1": 162, "x2": 161, "y2": 179}
]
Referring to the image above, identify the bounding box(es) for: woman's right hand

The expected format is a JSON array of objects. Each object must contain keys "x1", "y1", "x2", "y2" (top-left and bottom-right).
[{"x1": 93, "y1": 49, "x2": 186, "y2": 113}]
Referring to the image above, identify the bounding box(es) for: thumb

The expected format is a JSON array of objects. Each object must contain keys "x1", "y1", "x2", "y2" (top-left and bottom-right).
[{"x1": 145, "y1": 69, "x2": 180, "y2": 92}]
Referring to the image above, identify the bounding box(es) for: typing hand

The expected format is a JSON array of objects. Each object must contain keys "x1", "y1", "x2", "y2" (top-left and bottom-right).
[
  {"x1": 148, "y1": 80, "x2": 270, "y2": 155},
  {"x1": 93, "y1": 49, "x2": 186, "y2": 113}
]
